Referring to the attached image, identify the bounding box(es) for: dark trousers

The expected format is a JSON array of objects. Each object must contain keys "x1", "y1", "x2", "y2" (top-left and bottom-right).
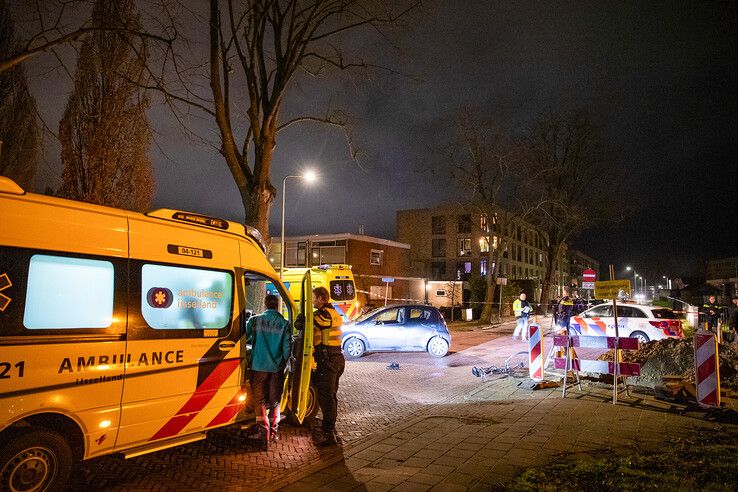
[
  {"x1": 250, "y1": 371, "x2": 284, "y2": 433},
  {"x1": 314, "y1": 347, "x2": 345, "y2": 433}
]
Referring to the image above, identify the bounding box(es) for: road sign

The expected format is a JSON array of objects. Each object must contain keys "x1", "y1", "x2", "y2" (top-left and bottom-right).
[
  {"x1": 496, "y1": 277, "x2": 508, "y2": 285},
  {"x1": 381, "y1": 277, "x2": 394, "y2": 283},
  {"x1": 594, "y1": 280, "x2": 631, "y2": 299},
  {"x1": 582, "y1": 281, "x2": 595, "y2": 290},
  {"x1": 582, "y1": 269, "x2": 596, "y2": 282}
]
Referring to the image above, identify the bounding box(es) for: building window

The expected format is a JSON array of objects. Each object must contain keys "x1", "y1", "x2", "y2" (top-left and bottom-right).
[
  {"x1": 457, "y1": 238, "x2": 472, "y2": 257},
  {"x1": 456, "y1": 261, "x2": 472, "y2": 280},
  {"x1": 492, "y1": 235, "x2": 498, "y2": 250},
  {"x1": 480, "y1": 214, "x2": 489, "y2": 233},
  {"x1": 457, "y1": 214, "x2": 471, "y2": 234},
  {"x1": 480, "y1": 259, "x2": 487, "y2": 276},
  {"x1": 431, "y1": 261, "x2": 446, "y2": 280},
  {"x1": 479, "y1": 237, "x2": 489, "y2": 253},
  {"x1": 432, "y1": 215, "x2": 446, "y2": 234},
  {"x1": 370, "y1": 249, "x2": 383, "y2": 266},
  {"x1": 432, "y1": 238, "x2": 447, "y2": 257},
  {"x1": 436, "y1": 289, "x2": 447, "y2": 297}
]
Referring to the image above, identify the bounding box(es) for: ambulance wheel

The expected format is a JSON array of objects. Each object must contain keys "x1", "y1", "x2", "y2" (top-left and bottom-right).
[
  {"x1": 427, "y1": 337, "x2": 449, "y2": 358},
  {"x1": 0, "y1": 428, "x2": 73, "y2": 492},
  {"x1": 286, "y1": 385, "x2": 319, "y2": 426},
  {"x1": 343, "y1": 337, "x2": 365, "y2": 359},
  {"x1": 631, "y1": 331, "x2": 650, "y2": 344}
]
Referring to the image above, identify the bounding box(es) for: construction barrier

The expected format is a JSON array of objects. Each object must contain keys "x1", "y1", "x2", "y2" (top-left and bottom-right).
[
  {"x1": 694, "y1": 333, "x2": 721, "y2": 408},
  {"x1": 528, "y1": 323, "x2": 543, "y2": 381},
  {"x1": 553, "y1": 335, "x2": 641, "y2": 398}
]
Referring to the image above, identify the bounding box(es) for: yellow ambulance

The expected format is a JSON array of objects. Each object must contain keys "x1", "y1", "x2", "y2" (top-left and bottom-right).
[
  {"x1": 281, "y1": 264, "x2": 360, "y2": 321},
  {"x1": 0, "y1": 176, "x2": 316, "y2": 491}
]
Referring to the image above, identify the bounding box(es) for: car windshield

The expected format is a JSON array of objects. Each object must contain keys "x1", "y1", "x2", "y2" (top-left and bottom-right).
[
  {"x1": 355, "y1": 307, "x2": 384, "y2": 323},
  {"x1": 651, "y1": 308, "x2": 678, "y2": 319}
]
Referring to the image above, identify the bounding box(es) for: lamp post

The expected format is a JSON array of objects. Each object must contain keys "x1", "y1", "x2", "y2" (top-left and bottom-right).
[
  {"x1": 280, "y1": 170, "x2": 317, "y2": 279},
  {"x1": 626, "y1": 266, "x2": 637, "y2": 298}
]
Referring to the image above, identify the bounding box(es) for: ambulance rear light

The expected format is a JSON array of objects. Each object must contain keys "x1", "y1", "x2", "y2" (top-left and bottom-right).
[{"x1": 243, "y1": 226, "x2": 267, "y2": 253}]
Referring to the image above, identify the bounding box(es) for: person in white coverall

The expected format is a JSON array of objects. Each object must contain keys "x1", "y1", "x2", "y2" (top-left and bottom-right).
[{"x1": 512, "y1": 292, "x2": 532, "y2": 340}]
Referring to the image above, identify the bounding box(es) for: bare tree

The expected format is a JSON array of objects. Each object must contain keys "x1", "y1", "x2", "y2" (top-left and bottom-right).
[
  {"x1": 0, "y1": 1, "x2": 41, "y2": 188},
  {"x1": 142, "y1": 0, "x2": 417, "y2": 239},
  {"x1": 442, "y1": 110, "x2": 528, "y2": 323},
  {"x1": 0, "y1": 1, "x2": 175, "y2": 73},
  {"x1": 59, "y1": 0, "x2": 154, "y2": 212},
  {"x1": 521, "y1": 110, "x2": 621, "y2": 310}
]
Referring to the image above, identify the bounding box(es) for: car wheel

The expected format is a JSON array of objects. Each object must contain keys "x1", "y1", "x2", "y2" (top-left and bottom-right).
[
  {"x1": 343, "y1": 337, "x2": 365, "y2": 359},
  {"x1": 427, "y1": 336, "x2": 449, "y2": 357},
  {"x1": 631, "y1": 331, "x2": 650, "y2": 344},
  {"x1": 285, "y1": 384, "x2": 319, "y2": 426},
  {"x1": 0, "y1": 428, "x2": 73, "y2": 492}
]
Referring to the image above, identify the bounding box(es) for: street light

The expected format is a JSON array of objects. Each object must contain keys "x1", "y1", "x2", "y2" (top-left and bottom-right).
[
  {"x1": 626, "y1": 266, "x2": 637, "y2": 297},
  {"x1": 280, "y1": 170, "x2": 318, "y2": 279}
]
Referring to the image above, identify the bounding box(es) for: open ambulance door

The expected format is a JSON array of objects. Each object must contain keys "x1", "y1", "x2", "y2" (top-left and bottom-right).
[{"x1": 285, "y1": 271, "x2": 316, "y2": 424}]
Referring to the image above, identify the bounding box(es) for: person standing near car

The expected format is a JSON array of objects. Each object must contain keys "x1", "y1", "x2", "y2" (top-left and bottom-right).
[
  {"x1": 245, "y1": 294, "x2": 291, "y2": 447},
  {"x1": 512, "y1": 292, "x2": 532, "y2": 340},
  {"x1": 700, "y1": 295, "x2": 721, "y2": 333},
  {"x1": 557, "y1": 288, "x2": 574, "y2": 333},
  {"x1": 312, "y1": 286, "x2": 344, "y2": 446}
]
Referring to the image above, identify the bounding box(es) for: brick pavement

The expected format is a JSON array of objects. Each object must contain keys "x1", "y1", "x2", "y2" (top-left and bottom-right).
[
  {"x1": 270, "y1": 378, "x2": 726, "y2": 491},
  {"x1": 66, "y1": 325, "x2": 508, "y2": 491}
]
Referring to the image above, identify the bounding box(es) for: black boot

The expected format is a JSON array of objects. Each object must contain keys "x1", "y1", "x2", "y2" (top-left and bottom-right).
[{"x1": 318, "y1": 430, "x2": 338, "y2": 447}]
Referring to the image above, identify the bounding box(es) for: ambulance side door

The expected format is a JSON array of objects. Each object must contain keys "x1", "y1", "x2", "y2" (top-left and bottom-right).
[{"x1": 116, "y1": 219, "x2": 243, "y2": 450}]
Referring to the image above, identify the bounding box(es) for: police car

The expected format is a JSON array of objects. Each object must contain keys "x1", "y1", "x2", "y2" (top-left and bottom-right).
[{"x1": 569, "y1": 302, "x2": 684, "y2": 343}]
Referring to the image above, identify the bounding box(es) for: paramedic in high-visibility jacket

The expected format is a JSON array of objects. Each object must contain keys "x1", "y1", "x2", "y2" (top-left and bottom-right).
[
  {"x1": 512, "y1": 292, "x2": 532, "y2": 341},
  {"x1": 312, "y1": 286, "x2": 345, "y2": 446}
]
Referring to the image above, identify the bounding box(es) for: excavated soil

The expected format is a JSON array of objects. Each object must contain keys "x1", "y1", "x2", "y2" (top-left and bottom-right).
[{"x1": 597, "y1": 337, "x2": 738, "y2": 389}]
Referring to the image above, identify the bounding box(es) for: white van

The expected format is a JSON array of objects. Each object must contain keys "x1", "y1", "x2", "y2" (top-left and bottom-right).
[{"x1": 0, "y1": 176, "x2": 316, "y2": 491}]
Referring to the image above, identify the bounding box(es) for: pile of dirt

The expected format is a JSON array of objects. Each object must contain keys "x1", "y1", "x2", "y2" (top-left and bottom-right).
[{"x1": 597, "y1": 337, "x2": 738, "y2": 389}]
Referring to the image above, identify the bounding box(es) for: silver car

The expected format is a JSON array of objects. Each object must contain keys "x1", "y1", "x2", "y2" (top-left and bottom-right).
[{"x1": 341, "y1": 304, "x2": 451, "y2": 358}]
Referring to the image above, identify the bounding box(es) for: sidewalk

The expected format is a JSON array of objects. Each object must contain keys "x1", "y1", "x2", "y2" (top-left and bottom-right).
[{"x1": 268, "y1": 369, "x2": 728, "y2": 491}]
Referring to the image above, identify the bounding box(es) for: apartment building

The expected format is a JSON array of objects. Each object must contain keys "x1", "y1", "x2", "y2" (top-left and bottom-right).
[
  {"x1": 396, "y1": 205, "x2": 566, "y2": 287},
  {"x1": 706, "y1": 256, "x2": 738, "y2": 298}
]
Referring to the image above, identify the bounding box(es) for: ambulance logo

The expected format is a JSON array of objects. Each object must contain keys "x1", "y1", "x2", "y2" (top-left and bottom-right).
[{"x1": 147, "y1": 287, "x2": 173, "y2": 308}]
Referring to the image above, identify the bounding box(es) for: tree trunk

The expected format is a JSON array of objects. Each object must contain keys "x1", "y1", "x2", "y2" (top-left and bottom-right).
[
  {"x1": 480, "y1": 249, "x2": 500, "y2": 323},
  {"x1": 539, "y1": 243, "x2": 561, "y2": 313}
]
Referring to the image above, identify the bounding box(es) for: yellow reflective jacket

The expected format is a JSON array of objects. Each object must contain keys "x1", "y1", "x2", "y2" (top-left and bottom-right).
[{"x1": 313, "y1": 304, "x2": 343, "y2": 347}]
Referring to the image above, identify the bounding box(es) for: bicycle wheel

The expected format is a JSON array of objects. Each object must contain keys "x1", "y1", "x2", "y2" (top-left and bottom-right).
[{"x1": 505, "y1": 351, "x2": 530, "y2": 379}]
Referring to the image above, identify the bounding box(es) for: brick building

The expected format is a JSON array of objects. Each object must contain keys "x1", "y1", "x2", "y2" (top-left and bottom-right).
[
  {"x1": 269, "y1": 233, "x2": 425, "y2": 309},
  {"x1": 567, "y1": 249, "x2": 601, "y2": 283},
  {"x1": 396, "y1": 205, "x2": 574, "y2": 301}
]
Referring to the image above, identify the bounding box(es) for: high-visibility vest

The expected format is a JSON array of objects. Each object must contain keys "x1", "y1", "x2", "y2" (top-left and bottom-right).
[
  {"x1": 513, "y1": 299, "x2": 523, "y2": 317},
  {"x1": 313, "y1": 304, "x2": 343, "y2": 347}
]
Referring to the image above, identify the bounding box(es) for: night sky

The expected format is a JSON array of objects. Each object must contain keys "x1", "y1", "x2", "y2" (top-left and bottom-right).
[{"x1": 24, "y1": 1, "x2": 738, "y2": 278}]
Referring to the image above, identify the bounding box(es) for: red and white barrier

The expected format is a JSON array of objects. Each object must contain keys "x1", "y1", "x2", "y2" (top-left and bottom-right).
[
  {"x1": 554, "y1": 335, "x2": 641, "y2": 399},
  {"x1": 694, "y1": 333, "x2": 720, "y2": 408},
  {"x1": 528, "y1": 323, "x2": 543, "y2": 381}
]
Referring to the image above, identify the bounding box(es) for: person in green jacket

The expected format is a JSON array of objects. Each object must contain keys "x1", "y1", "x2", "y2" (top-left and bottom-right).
[{"x1": 246, "y1": 294, "x2": 291, "y2": 447}]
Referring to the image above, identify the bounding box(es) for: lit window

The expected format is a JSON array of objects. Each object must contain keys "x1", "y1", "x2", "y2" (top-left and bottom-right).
[
  {"x1": 480, "y1": 214, "x2": 489, "y2": 233},
  {"x1": 480, "y1": 259, "x2": 487, "y2": 276},
  {"x1": 479, "y1": 237, "x2": 489, "y2": 253},
  {"x1": 24, "y1": 255, "x2": 114, "y2": 329}
]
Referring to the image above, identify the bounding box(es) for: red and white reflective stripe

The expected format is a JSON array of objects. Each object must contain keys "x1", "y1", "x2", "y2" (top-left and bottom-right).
[
  {"x1": 553, "y1": 335, "x2": 639, "y2": 350},
  {"x1": 528, "y1": 323, "x2": 543, "y2": 381},
  {"x1": 554, "y1": 358, "x2": 641, "y2": 376},
  {"x1": 149, "y1": 358, "x2": 241, "y2": 441},
  {"x1": 695, "y1": 333, "x2": 720, "y2": 408}
]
